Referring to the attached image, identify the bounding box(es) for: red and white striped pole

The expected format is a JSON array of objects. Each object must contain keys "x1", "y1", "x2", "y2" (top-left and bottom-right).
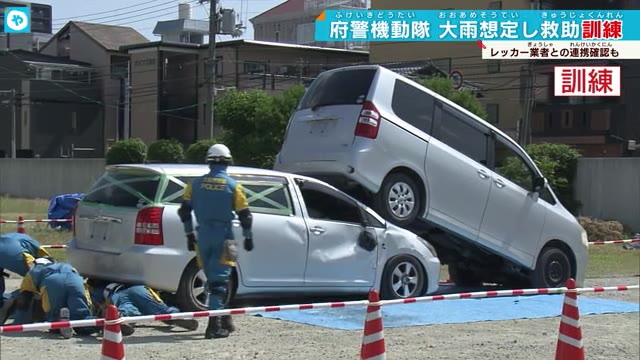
[
  {"x1": 360, "y1": 290, "x2": 386, "y2": 360},
  {"x1": 17, "y1": 216, "x2": 25, "y2": 234},
  {"x1": 555, "y1": 278, "x2": 584, "y2": 360}
]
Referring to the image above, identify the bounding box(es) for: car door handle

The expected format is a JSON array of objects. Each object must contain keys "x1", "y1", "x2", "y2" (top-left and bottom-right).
[
  {"x1": 477, "y1": 169, "x2": 489, "y2": 179},
  {"x1": 494, "y1": 178, "x2": 506, "y2": 188},
  {"x1": 310, "y1": 226, "x2": 325, "y2": 234}
]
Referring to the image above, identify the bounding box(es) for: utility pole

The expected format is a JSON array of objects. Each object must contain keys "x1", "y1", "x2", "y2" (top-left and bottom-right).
[
  {"x1": 201, "y1": 0, "x2": 219, "y2": 139},
  {"x1": 11, "y1": 88, "x2": 16, "y2": 159}
]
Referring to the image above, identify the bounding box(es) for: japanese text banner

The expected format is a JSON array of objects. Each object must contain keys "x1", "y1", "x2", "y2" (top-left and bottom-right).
[{"x1": 315, "y1": 10, "x2": 636, "y2": 42}]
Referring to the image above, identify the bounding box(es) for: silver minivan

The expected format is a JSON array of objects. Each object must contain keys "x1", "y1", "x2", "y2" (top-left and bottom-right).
[{"x1": 274, "y1": 65, "x2": 588, "y2": 289}]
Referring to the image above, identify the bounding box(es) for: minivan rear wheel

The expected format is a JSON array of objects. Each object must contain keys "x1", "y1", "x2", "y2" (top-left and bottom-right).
[
  {"x1": 176, "y1": 260, "x2": 236, "y2": 312},
  {"x1": 375, "y1": 173, "x2": 422, "y2": 227}
]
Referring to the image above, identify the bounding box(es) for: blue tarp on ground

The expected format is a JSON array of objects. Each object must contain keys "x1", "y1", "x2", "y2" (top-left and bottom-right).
[
  {"x1": 254, "y1": 295, "x2": 640, "y2": 330},
  {"x1": 47, "y1": 193, "x2": 84, "y2": 230}
]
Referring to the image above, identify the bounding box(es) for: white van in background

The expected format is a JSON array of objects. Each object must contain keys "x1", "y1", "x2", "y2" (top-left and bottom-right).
[{"x1": 274, "y1": 65, "x2": 588, "y2": 289}]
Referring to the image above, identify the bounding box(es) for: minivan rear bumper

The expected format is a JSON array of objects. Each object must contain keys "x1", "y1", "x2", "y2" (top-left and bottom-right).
[{"x1": 66, "y1": 238, "x2": 191, "y2": 293}]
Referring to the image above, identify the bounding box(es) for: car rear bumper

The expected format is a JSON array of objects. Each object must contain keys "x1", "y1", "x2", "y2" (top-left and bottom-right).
[{"x1": 66, "y1": 238, "x2": 192, "y2": 293}]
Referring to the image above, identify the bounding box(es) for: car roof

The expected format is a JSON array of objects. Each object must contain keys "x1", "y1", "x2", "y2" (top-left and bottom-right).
[{"x1": 105, "y1": 163, "x2": 350, "y2": 194}]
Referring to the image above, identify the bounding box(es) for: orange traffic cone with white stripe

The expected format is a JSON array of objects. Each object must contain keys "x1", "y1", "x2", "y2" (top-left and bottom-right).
[
  {"x1": 101, "y1": 305, "x2": 125, "y2": 360},
  {"x1": 555, "y1": 278, "x2": 585, "y2": 360},
  {"x1": 17, "y1": 216, "x2": 25, "y2": 234},
  {"x1": 360, "y1": 290, "x2": 386, "y2": 360}
]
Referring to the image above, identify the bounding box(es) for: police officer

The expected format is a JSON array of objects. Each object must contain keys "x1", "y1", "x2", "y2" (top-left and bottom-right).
[
  {"x1": 16, "y1": 257, "x2": 100, "y2": 338},
  {"x1": 0, "y1": 232, "x2": 51, "y2": 322},
  {"x1": 178, "y1": 144, "x2": 254, "y2": 339},
  {"x1": 86, "y1": 279, "x2": 199, "y2": 333}
]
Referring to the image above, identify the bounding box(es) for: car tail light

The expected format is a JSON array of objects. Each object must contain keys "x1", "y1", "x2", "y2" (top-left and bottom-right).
[
  {"x1": 135, "y1": 207, "x2": 164, "y2": 246},
  {"x1": 354, "y1": 101, "x2": 381, "y2": 139}
]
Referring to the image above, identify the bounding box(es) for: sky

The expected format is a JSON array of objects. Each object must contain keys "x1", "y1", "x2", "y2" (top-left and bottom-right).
[{"x1": 35, "y1": 0, "x2": 286, "y2": 42}]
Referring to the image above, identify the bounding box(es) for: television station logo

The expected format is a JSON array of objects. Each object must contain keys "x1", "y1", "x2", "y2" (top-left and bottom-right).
[{"x1": 4, "y1": 7, "x2": 31, "y2": 33}]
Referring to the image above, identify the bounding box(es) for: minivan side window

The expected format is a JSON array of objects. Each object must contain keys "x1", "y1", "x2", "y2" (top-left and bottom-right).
[
  {"x1": 492, "y1": 136, "x2": 535, "y2": 191},
  {"x1": 433, "y1": 104, "x2": 489, "y2": 165},
  {"x1": 298, "y1": 69, "x2": 376, "y2": 110},
  {"x1": 391, "y1": 79, "x2": 435, "y2": 134}
]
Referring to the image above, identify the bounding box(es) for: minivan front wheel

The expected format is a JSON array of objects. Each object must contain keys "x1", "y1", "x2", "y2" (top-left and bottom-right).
[
  {"x1": 375, "y1": 173, "x2": 422, "y2": 227},
  {"x1": 531, "y1": 247, "x2": 572, "y2": 288}
]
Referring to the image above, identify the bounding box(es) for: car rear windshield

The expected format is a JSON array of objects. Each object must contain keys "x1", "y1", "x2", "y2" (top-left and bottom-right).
[
  {"x1": 298, "y1": 69, "x2": 376, "y2": 110},
  {"x1": 83, "y1": 171, "x2": 161, "y2": 207}
]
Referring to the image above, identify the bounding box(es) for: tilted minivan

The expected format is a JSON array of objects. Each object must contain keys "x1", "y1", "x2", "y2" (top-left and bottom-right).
[{"x1": 273, "y1": 65, "x2": 588, "y2": 289}]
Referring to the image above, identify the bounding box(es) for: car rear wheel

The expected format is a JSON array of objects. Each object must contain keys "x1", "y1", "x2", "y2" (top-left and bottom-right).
[
  {"x1": 176, "y1": 260, "x2": 237, "y2": 312},
  {"x1": 531, "y1": 247, "x2": 572, "y2": 288},
  {"x1": 374, "y1": 173, "x2": 422, "y2": 227},
  {"x1": 380, "y1": 255, "x2": 426, "y2": 300}
]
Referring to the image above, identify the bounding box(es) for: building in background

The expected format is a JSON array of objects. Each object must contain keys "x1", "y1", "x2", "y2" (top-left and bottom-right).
[
  {"x1": 251, "y1": 0, "x2": 369, "y2": 50},
  {"x1": 0, "y1": 0, "x2": 52, "y2": 51},
  {"x1": 121, "y1": 39, "x2": 368, "y2": 145},
  {"x1": 39, "y1": 21, "x2": 148, "y2": 156},
  {"x1": 152, "y1": 2, "x2": 209, "y2": 44},
  {"x1": 0, "y1": 50, "x2": 101, "y2": 158}
]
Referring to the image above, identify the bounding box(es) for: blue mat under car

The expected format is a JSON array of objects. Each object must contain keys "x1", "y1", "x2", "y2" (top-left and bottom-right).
[{"x1": 254, "y1": 295, "x2": 639, "y2": 330}]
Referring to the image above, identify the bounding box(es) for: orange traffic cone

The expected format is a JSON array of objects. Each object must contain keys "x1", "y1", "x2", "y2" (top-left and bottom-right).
[
  {"x1": 555, "y1": 278, "x2": 584, "y2": 360},
  {"x1": 101, "y1": 305, "x2": 125, "y2": 360},
  {"x1": 17, "y1": 216, "x2": 25, "y2": 234},
  {"x1": 360, "y1": 290, "x2": 386, "y2": 360}
]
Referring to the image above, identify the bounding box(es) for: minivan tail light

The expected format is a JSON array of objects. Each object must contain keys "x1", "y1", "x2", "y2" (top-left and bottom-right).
[
  {"x1": 135, "y1": 207, "x2": 164, "y2": 246},
  {"x1": 355, "y1": 101, "x2": 381, "y2": 139}
]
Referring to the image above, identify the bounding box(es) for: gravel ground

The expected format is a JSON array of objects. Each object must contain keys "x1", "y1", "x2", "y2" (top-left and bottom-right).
[{"x1": 0, "y1": 277, "x2": 638, "y2": 360}]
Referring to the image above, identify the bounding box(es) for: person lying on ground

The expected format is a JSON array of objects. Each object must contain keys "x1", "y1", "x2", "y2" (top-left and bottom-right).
[{"x1": 86, "y1": 278, "x2": 199, "y2": 334}]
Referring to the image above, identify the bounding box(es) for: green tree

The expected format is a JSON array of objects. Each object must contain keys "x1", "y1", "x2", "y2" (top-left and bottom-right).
[
  {"x1": 215, "y1": 85, "x2": 305, "y2": 168},
  {"x1": 105, "y1": 138, "x2": 147, "y2": 165},
  {"x1": 417, "y1": 76, "x2": 487, "y2": 119},
  {"x1": 147, "y1": 139, "x2": 185, "y2": 163},
  {"x1": 184, "y1": 139, "x2": 222, "y2": 164}
]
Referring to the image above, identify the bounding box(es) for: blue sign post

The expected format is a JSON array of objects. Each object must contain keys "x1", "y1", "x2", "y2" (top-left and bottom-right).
[{"x1": 4, "y1": 7, "x2": 31, "y2": 34}]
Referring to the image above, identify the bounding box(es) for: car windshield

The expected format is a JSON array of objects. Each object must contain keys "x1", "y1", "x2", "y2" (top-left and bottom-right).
[{"x1": 83, "y1": 171, "x2": 161, "y2": 207}]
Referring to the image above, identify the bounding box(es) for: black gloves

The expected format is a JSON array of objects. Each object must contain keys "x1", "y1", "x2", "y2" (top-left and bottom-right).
[
  {"x1": 244, "y1": 238, "x2": 254, "y2": 252},
  {"x1": 243, "y1": 228, "x2": 253, "y2": 252},
  {"x1": 186, "y1": 233, "x2": 197, "y2": 252}
]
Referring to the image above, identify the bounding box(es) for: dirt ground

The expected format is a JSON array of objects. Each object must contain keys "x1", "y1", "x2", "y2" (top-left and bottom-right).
[{"x1": 0, "y1": 277, "x2": 638, "y2": 360}]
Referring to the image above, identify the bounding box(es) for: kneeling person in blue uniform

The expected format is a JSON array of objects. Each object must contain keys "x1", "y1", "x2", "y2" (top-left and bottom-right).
[
  {"x1": 178, "y1": 144, "x2": 254, "y2": 339},
  {"x1": 0, "y1": 232, "x2": 51, "y2": 317},
  {"x1": 86, "y1": 279, "x2": 199, "y2": 333},
  {"x1": 16, "y1": 257, "x2": 101, "y2": 338}
]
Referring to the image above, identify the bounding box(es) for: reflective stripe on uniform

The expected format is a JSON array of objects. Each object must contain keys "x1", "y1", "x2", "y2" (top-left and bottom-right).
[{"x1": 103, "y1": 283, "x2": 124, "y2": 300}]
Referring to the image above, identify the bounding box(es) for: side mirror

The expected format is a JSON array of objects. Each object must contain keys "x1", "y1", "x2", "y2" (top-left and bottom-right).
[
  {"x1": 532, "y1": 176, "x2": 546, "y2": 193},
  {"x1": 357, "y1": 230, "x2": 377, "y2": 252}
]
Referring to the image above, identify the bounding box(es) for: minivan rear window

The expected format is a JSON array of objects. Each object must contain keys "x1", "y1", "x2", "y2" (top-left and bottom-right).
[
  {"x1": 83, "y1": 172, "x2": 160, "y2": 207},
  {"x1": 298, "y1": 69, "x2": 376, "y2": 110}
]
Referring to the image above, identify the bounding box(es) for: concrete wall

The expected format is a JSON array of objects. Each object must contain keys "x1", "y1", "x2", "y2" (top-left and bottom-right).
[
  {"x1": 2, "y1": 158, "x2": 638, "y2": 232},
  {"x1": 0, "y1": 159, "x2": 105, "y2": 199},
  {"x1": 574, "y1": 158, "x2": 640, "y2": 232}
]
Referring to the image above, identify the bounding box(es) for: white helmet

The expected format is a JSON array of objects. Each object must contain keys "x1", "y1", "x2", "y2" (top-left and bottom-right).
[{"x1": 206, "y1": 144, "x2": 232, "y2": 163}]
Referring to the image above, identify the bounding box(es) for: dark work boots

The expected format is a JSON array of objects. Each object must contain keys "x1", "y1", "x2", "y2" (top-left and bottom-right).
[
  {"x1": 204, "y1": 316, "x2": 229, "y2": 339},
  {"x1": 221, "y1": 315, "x2": 235, "y2": 333}
]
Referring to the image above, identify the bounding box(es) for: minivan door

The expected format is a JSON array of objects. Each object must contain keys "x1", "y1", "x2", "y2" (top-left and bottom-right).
[
  {"x1": 277, "y1": 68, "x2": 377, "y2": 163},
  {"x1": 424, "y1": 102, "x2": 493, "y2": 242},
  {"x1": 478, "y1": 134, "x2": 547, "y2": 267}
]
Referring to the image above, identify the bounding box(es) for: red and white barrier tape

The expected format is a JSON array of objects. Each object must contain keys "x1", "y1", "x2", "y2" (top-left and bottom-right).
[
  {"x1": 589, "y1": 239, "x2": 640, "y2": 245},
  {"x1": 0, "y1": 219, "x2": 73, "y2": 224},
  {"x1": 1, "y1": 284, "x2": 637, "y2": 334},
  {"x1": 41, "y1": 244, "x2": 67, "y2": 249}
]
